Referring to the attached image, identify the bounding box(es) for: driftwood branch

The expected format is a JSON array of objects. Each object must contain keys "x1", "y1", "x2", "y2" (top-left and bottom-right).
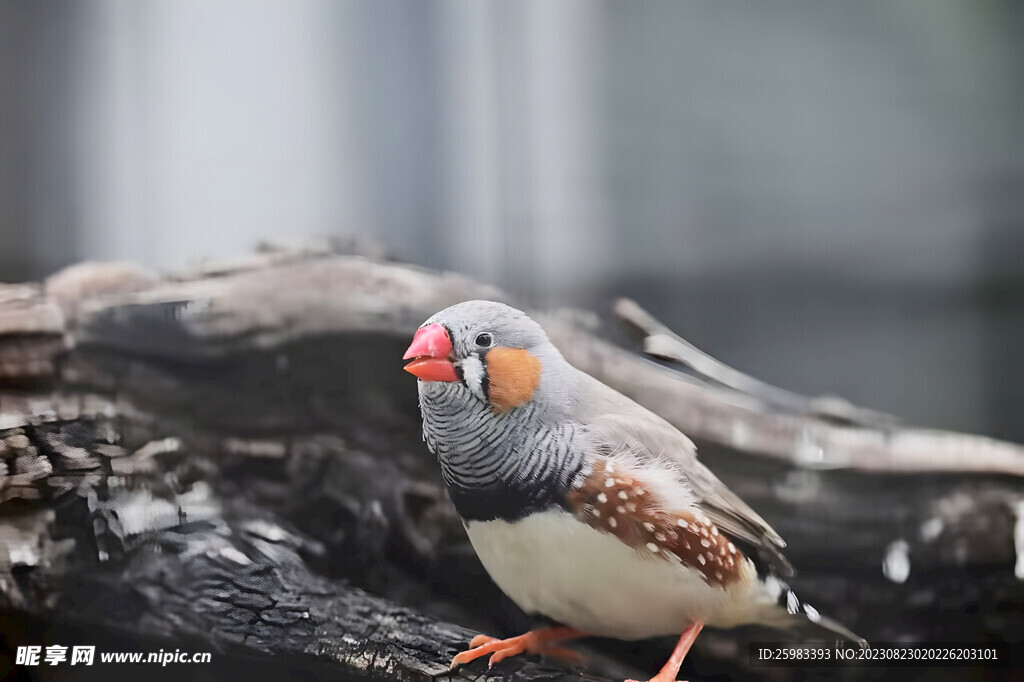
[
  {"x1": 613, "y1": 297, "x2": 901, "y2": 428},
  {"x1": 543, "y1": 305, "x2": 1024, "y2": 477}
]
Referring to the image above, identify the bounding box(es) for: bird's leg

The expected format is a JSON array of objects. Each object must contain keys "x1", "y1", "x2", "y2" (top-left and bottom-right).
[
  {"x1": 450, "y1": 626, "x2": 587, "y2": 669},
  {"x1": 628, "y1": 621, "x2": 704, "y2": 682}
]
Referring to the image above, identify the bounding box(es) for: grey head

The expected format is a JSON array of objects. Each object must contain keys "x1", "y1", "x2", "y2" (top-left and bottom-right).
[
  {"x1": 404, "y1": 300, "x2": 585, "y2": 521},
  {"x1": 416, "y1": 300, "x2": 576, "y2": 416}
]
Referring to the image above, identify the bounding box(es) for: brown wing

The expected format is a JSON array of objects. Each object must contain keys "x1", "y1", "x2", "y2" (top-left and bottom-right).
[
  {"x1": 566, "y1": 456, "x2": 749, "y2": 587},
  {"x1": 572, "y1": 371, "x2": 792, "y2": 575}
]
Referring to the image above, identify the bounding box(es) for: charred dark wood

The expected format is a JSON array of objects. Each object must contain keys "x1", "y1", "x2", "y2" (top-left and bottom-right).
[{"x1": 0, "y1": 406, "x2": 641, "y2": 681}]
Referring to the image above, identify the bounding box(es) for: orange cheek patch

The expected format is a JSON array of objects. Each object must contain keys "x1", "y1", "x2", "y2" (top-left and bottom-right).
[{"x1": 485, "y1": 347, "x2": 543, "y2": 412}]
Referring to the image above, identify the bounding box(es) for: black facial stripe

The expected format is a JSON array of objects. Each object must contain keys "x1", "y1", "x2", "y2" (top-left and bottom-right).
[
  {"x1": 479, "y1": 349, "x2": 490, "y2": 402},
  {"x1": 438, "y1": 323, "x2": 469, "y2": 388}
]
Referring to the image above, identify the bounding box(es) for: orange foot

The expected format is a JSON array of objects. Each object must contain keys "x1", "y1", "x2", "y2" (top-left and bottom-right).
[
  {"x1": 450, "y1": 626, "x2": 587, "y2": 669},
  {"x1": 626, "y1": 621, "x2": 704, "y2": 682}
]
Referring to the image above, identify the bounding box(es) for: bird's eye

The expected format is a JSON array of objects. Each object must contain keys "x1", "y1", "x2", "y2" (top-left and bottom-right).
[{"x1": 475, "y1": 332, "x2": 494, "y2": 348}]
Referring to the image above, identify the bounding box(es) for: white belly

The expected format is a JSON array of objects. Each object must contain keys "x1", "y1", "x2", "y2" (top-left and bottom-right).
[{"x1": 464, "y1": 510, "x2": 759, "y2": 640}]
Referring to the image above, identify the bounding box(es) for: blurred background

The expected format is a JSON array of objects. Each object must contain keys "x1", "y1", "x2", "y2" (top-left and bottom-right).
[{"x1": 1, "y1": 0, "x2": 1022, "y2": 441}]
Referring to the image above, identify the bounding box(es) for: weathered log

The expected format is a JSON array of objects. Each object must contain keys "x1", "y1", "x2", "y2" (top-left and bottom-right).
[
  {"x1": 1, "y1": 247, "x2": 1022, "y2": 682},
  {"x1": 29, "y1": 250, "x2": 1024, "y2": 477}
]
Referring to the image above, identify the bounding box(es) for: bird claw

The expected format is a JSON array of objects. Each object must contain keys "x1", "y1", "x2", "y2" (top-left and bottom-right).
[
  {"x1": 469, "y1": 634, "x2": 498, "y2": 648},
  {"x1": 450, "y1": 629, "x2": 586, "y2": 670},
  {"x1": 487, "y1": 645, "x2": 524, "y2": 667},
  {"x1": 450, "y1": 637, "x2": 509, "y2": 669},
  {"x1": 485, "y1": 643, "x2": 584, "y2": 667},
  {"x1": 485, "y1": 643, "x2": 584, "y2": 668}
]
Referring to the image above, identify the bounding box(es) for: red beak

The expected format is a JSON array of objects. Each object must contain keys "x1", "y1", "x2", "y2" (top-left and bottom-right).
[{"x1": 403, "y1": 323, "x2": 459, "y2": 382}]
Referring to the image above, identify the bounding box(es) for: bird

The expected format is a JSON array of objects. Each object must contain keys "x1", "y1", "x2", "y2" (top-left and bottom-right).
[{"x1": 403, "y1": 300, "x2": 864, "y2": 682}]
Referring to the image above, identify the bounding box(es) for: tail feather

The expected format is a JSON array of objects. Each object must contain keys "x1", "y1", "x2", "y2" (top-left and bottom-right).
[{"x1": 756, "y1": 575, "x2": 867, "y2": 648}]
